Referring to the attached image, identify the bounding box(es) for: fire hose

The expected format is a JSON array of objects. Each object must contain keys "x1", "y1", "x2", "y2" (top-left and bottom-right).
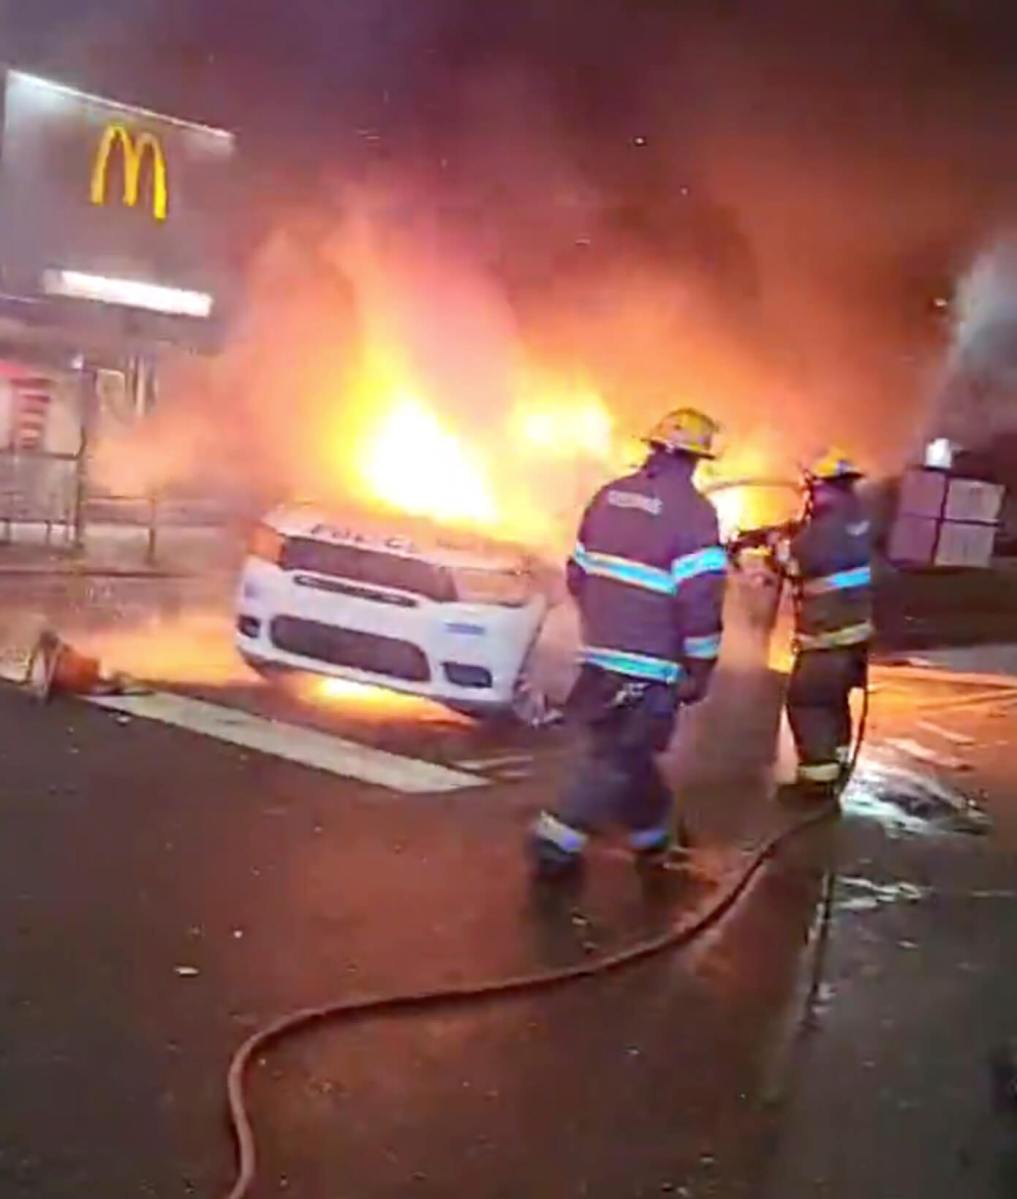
[
  {"x1": 219, "y1": 678, "x2": 870, "y2": 1199},
  {"x1": 219, "y1": 481, "x2": 868, "y2": 1198}
]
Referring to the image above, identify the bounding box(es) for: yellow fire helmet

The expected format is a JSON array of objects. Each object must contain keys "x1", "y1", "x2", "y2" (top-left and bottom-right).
[
  {"x1": 645, "y1": 407, "x2": 721, "y2": 459},
  {"x1": 804, "y1": 447, "x2": 864, "y2": 483}
]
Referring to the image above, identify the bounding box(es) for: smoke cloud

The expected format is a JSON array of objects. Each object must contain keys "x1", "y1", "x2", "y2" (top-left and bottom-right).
[{"x1": 936, "y1": 237, "x2": 1017, "y2": 451}]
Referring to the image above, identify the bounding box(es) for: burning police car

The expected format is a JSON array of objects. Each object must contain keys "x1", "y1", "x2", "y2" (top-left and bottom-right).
[{"x1": 235, "y1": 505, "x2": 551, "y2": 715}]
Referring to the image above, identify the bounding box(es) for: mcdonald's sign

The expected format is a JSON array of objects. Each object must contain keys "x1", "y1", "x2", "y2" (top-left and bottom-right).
[
  {"x1": 90, "y1": 123, "x2": 168, "y2": 221},
  {"x1": 1, "y1": 71, "x2": 236, "y2": 339}
]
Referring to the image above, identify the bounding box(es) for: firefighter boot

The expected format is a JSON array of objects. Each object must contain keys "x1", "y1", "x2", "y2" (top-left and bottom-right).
[
  {"x1": 529, "y1": 813, "x2": 587, "y2": 882},
  {"x1": 776, "y1": 778, "x2": 841, "y2": 810},
  {"x1": 630, "y1": 815, "x2": 693, "y2": 873}
]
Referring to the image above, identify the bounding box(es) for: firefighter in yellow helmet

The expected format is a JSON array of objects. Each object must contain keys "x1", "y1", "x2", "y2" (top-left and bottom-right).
[
  {"x1": 643, "y1": 407, "x2": 721, "y2": 458},
  {"x1": 530, "y1": 407, "x2": 728, "y2": 878},
  {"x1": 779, "y1": 447, "x2": 873, "y2": 801}
]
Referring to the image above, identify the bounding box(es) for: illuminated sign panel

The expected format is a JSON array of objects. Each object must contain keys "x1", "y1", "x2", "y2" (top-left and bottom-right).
[{"x1": 0, "y1": 71, "x2": 236, "y2": 335}]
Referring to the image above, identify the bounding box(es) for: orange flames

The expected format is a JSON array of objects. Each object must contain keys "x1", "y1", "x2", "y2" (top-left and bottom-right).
[
  {"x1": 334, "y1": 361, "x2": 796, "y2": 553},
  {"x1": 89, "y1": 205, "x2": 804, "y2": 560},
  {"x1": 299, "y1": 675, "x2": 472, "y2": 722},
  {"x1": 701, "y1": 438, "x2": 803, "y2": 540},
  {"x1": 512, "y1": 384, "x2": 615, "y2": 460},
  {"x1": 357, "y1": 392, "x2": 498, "y2": 526},
  {"x1": 63, "y1": 611, "x2": 254, "y2": 687},
  {"x1": 88, "y1": 207, "x2": 802, "y2": 586},
  {"x1": 330, "y1": 354, "x2": 628, "y2": 549}
]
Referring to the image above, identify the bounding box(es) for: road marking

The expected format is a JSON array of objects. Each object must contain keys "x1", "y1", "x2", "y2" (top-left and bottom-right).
[
  {"x1": 87, "y1": 691, "x2": 484, "y2": 794},
  {"x1": 915, "y1": 720, "x2": 976, "y2": 747},
  {"x1": 874, "y1": 664, "x2": 1017, "y2": 690},
  {"x1": 884, "y1": 737, "x2": 968, "y2": 772},
  {"x1": 455, "y1": 752, "x2": 534, "y2": 770}
]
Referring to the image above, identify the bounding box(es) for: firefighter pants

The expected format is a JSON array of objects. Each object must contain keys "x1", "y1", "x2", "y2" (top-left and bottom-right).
[
  {"x1": 787, "y1": 645, "x2": 868, "y2": 786},
  {"x1": 548, "y1": 667, "x2": 680, "y2": 851}
]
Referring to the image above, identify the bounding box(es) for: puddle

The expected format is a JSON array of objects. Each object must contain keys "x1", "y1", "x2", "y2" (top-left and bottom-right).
[{"x1": 842, "y1": 754, "x2": 991, "y2": 838}]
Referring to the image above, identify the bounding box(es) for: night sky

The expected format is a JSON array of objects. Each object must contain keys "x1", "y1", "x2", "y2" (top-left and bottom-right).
[{"x1": 6, "y1": 2, "x2": 1015, "y2": 177}]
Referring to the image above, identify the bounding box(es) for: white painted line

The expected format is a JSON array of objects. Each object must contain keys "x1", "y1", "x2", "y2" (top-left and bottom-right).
[
  {"x1": 917, "y1": 689, "x2": 1017, "y2": 714},
  {"x1": 87, "y1": 691, "x2": 484, "y2": 794},
  {"x1": 875, "y1": 663, "x2": 1017, "y2": 690},
  {"x1": 884, "y1": 737, "x2": 968, "y2": 772},
  {"x1": 455, "y1": 752, "x2": 535, "y2": 770},
  {"x1": 915, "y1": 720, "x2": 976, "y2": 747}
]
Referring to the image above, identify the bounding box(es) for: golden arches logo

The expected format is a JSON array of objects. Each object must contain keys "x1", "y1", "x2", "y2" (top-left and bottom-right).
[{"x1": 90, "y1": 123, "x2": 168, "y2": 221}]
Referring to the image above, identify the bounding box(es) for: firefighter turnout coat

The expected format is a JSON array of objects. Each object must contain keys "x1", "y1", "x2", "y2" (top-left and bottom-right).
[
  {"x1": 786, "y1": 489, "x2": 873, "y2": 651},
  {"x1": 566, "y1": 453, "x2": 727, "y2": 689}
]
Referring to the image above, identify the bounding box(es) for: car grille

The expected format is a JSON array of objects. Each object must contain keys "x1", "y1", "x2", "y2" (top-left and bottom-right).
[
  {"x1": 269, "y1": 617, "x2": 431, "y2": 682},
  {"x1": 293, "y1": 574, "x2": 418, "y2": 607}
]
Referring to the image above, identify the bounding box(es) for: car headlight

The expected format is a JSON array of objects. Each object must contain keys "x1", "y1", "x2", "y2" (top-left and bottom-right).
[{"x1": 249, "y1": 524, "x2": 286, "y2": 565}]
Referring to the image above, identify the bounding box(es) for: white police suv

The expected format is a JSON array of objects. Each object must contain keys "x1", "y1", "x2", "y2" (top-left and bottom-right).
[{"x1": 235, "y1": 505, "x2": 550, "y2": 715}]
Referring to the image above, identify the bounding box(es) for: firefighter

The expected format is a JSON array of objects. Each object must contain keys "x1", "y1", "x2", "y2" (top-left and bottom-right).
[
  {"x1": 780, "y1": 448, "x2": 873, "y2": 802},
  {"x1": 530, "y1": 408, "x2": 728, "y2": 879}
]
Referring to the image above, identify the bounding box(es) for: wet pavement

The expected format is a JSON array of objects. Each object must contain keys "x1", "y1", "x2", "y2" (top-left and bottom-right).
[
  {"x1": 0, "y1": 576, "x2": 1015, "y2": 1196},
  {"x1": 0, "y1": 683, "x2": 818, "y2": 1199},
  {"x1": 763, "y1": 676, "x2": 1017, "y2": 1199}
]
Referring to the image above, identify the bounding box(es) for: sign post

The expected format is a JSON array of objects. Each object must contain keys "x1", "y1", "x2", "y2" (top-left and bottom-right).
[{"x1": 72, "y1": 366, "x2": 96, "y2": 552}]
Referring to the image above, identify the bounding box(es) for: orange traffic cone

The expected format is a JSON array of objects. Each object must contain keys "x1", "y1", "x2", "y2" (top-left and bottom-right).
[{"x1": 26, "y1": 631, "x2": 102, "y2": 703}]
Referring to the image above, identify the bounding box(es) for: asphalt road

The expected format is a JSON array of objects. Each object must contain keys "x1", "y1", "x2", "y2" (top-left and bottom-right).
[
  {"x1": 0, "y1": 679, "x2": 824, "y2": 1199},
  {"x1": 0, "y1": 584, "x2": 1015, "y2": 1198},
  {"x1": 763, "y1": 681, "x2": 1017, "y2": 1199}
]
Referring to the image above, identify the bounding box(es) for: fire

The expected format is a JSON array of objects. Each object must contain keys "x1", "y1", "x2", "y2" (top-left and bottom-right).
[
  {"x1": 341, "y1": 367, "x2": 624, "y2": 546},
  {"x1": 316, "y1": 678, "x2": 381, "y2": 701},
  {"x1": 512, "y1": 387, "x2": 615, "y2": 460},
  {"x1": 333, "y1": 331, "x2": 792, "y2": 557},
  {"x1": 357, "y1": 393, "x2": 498, "y2": 527},
  {"x1": 701, "y1": 477, "x2": 773, "y2": 541},
  {"x1": 343, "y1": 377, "x2": 803, "y2": 559},
  {"x1": 701, "y1": 440, "x2": 804, "y2": 541},
  {"x1": 710, "y1": 485, "x2": 752, "y2": 542},
  {"x1": 708, "y1": 479, "x2": 803, "y2": 544},
  {"x1": 63, "y1": 611, "x2": 255, "y2": 686},
  {"x1": 302, "y1": 675, "x2": 472, "y2": 723}
]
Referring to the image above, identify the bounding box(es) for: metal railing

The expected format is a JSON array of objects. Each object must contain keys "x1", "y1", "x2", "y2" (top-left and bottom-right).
[{"x1": 0, "y1": 449, "x2": 80, "y2": 548}]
